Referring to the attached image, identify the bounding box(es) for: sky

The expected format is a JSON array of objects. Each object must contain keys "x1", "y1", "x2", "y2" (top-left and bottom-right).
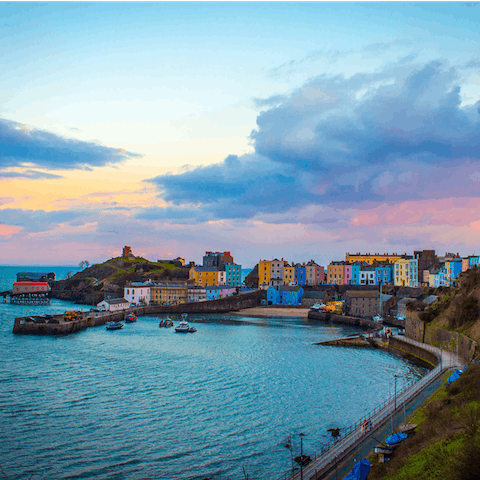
[{"x1": 2, "y1": 1, "x2": 480, "y2": 267}]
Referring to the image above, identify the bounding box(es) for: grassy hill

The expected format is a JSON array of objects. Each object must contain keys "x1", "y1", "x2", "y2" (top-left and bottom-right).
[{"x1": 49, "y1": 256, "x2": 190, "y2": 305}]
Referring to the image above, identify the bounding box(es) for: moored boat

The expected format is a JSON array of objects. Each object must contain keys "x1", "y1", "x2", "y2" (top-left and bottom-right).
[
  {"x1": 106, "y1": 321, "x2": 124, "y2": 330},
  {"x1": 175, "y1": 320, "x2": 190, "y2": 333},
  {"x1": 125, "y1": 314, "x2": 137, "y2": 323},
  {"x1": 159, "y1": 317, "x2": 174, "y2": 328},
  {"x1": 398, "y1": 423, "x2": 417, "y2": 434},
  {"x1": 374, "y1": 445, "x2": 393, "y2": 454}
]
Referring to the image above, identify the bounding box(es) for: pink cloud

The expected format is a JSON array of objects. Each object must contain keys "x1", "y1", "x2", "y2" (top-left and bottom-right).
[
  {"x1": 0, "y1": 224, "x2": 23, "y2": 237},
  {"x1": 350, "y1": 198, "x2": 480, "y2": 228}
]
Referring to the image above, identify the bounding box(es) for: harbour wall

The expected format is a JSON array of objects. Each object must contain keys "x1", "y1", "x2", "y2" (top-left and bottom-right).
[
  {"x1": 308, "y1": 310, "x2": 382, "y2": 330},
  {"x1": 13, "y1": 290, "x2": 264, "y2": 335}
]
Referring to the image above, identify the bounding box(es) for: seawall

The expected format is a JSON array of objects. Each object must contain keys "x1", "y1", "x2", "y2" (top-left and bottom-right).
[
  {"x1": 308, "y1": 310, "x2": 382, "y2": 330},
  {"x1": 13, "y1": 290, "x2": 264, "y2": 335}
]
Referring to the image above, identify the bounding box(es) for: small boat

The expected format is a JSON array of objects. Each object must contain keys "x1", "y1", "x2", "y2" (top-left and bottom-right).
[
  {"x1": 106, "y1": 321, "x2": 124, "y2": 331},
  {"x1": 159, "y1": 318, "x2": 174, "y2": 328},
  {"x1": 125, "y1": 314, "x2": 137, "y2": 323},
  {"x1": 374, "y1": 445, "x2": 393, "y2": 454},
  {"x1": 398, "y1": 423, "x2": 417, "y2": 434},
  {"x1": 188, "y1": 326, "x2": 197, "y2": 333},
  {"x1": 385, "y1": 432, "x2": 408, "y2": 446},
  {"x1": 175, "y1": 320, "x2": 190, "y2": 333},
  {"x1": 310, "y1": 303, "x2": 326, "y2": 311},
  {"x1": 373, "y1": 314, "x2": 383, "y2": 323}
]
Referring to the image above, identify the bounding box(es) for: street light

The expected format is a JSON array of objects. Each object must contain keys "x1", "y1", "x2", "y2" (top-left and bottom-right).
[
  {"x1": 394, "y1": 374, "x2": 399, "y2": 411},
  {"x1": 299, "y1": 433, "x2": 306, "y2": 480}
]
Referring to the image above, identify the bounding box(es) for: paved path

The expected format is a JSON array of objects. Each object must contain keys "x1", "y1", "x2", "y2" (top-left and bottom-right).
[{"x1": 275, "y1": 336, "x2": 462, "y2": 480}]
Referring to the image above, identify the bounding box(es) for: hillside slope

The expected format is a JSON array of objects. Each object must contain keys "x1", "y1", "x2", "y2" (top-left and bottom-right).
[
  {"x1": 50, "y1": 256, "x2": 189, "y2": 305},
  {"x1": 411, "y1": 267, "x2": 480, "y2": 344}
]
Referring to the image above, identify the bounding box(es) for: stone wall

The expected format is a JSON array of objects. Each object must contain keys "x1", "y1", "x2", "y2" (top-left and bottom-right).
[
  {"x1": 134, "y1": 290, "x2": 263, "y2": 316},
  {"x1": 308, "y1": 310, "x2": 381, "y2": 330},
  {"x1": 405, "y1": 310, "x2": 425, "y2": 342},
  {"x1": 387, "y1": 336, "x2": 439, "y2": 369},
  {"x1": 405, "y1": 310, "x2": 478, "y2": 362}
]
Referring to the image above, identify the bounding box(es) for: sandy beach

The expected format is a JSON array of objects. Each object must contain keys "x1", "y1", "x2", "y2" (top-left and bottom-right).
[{"x1": 229, "y1": 307, "x2": 310, "y2": 318}]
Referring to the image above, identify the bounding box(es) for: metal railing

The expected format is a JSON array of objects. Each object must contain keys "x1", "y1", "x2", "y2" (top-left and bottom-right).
[{"x1": 275, "y1": 337, "x2": 461, "y2": 480}]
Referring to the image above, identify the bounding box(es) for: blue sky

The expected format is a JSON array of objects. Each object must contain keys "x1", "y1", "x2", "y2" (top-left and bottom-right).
[{"x1": 1, "y1": 2, "x2": 480, "y2": 266}]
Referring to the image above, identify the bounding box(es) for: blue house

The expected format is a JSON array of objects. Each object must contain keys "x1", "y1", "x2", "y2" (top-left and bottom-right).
[
  {"x1": 267, "y1": 286, "x2": 281, "y2": 305},
  {"x1": 267, "y1": 286, "x2": 304, "y2": 305},
  {"x1": 225, "y1": 263, "x2": 242, "y2": 286},
  {"x1": 351, "y1": 263, "x2": 361, "y2": 285},
  {"x1": 468, "y1": 256, "x2": 479, "y2": 268},
  {"x1": 375, "y1": 264, "x2": 393, "y2": 286},
  {"x1": 294, "y1": 264, "x2": 306, "y2": 286}
]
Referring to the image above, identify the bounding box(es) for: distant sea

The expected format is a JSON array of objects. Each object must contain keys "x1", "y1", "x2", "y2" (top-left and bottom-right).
[
  {"x1": 241, "y1": 267, "x2": 253, "y2": 283},
  {"x1": 0, "y1": 265, "x2": 427, "y2": 480}
]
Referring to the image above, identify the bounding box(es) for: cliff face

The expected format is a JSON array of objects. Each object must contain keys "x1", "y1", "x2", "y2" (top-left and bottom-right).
[{"x1": 49, "y1": 256, "x2": 190, "y2": 305}]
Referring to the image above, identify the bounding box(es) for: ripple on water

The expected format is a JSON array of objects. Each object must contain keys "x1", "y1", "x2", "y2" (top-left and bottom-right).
[{"x1": 0, "y1": 307, "x2": 427, "y2": 480}]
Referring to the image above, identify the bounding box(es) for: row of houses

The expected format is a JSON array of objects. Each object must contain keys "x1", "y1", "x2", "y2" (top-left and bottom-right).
[
  {"x1": 264, "y1": 284, "x2": 441, "y2": 319},
  {"x1": 189, "y1": 251, "x2": 243, "y2": 287},
  {"x1": 122, "y1": 281, "x2": 252, "y2": 306},
  {"x1": 254, "y1": 251, "x2": 480, "y2": 289}
]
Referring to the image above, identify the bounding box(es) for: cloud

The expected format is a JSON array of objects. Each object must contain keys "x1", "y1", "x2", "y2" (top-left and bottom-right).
[
  {"x1": 0, "y1": 208, "x2": 88, "y2": 233},
  {"x1": 0, "y1": 169, "x2": 63, "y2": 179},
  {"x1": 0, "y1": 118, "x2": 142, "y2": 170},
  {"x1": 145, "y1": 59, "x2": 480, "y2": 226}
]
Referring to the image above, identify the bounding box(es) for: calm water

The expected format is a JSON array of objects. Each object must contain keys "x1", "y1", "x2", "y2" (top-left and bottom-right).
[{"x1": 0, "y1": 266, "x2": 426, "y2": 479}]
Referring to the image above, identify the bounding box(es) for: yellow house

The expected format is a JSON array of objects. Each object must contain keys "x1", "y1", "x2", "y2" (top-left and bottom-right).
[
  {"x1": 258, "y1": 260, "x2": 271, "y2": 287},
  {"x1": 151, "y1": 285, "x2": 187, "y2": 304},
  {"x1": 346, "y1": 252, "x2": 404, "y2": 265},
  {"x1": 394, "y1": 258, "x2": 411, "y2": 286},
  {"x1": 189, "y1": 266, "x2": 220, "y2": 287},
  {"x1": 283, "y1": 264, "x2": 295, "y2": 285},
  {"x1": 327, "y1": 262, "x2": 344, "y2": 285}
]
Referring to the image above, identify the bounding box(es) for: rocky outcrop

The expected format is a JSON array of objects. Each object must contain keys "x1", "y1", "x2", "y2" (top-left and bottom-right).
[{"x1": 49, "y1": 257, "x2": 190, "y2": 305}]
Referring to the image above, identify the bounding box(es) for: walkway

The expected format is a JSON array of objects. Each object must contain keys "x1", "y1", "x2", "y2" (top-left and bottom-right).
[{"x1": 275, "y1": 336, "x2": 462, "y2": 480}]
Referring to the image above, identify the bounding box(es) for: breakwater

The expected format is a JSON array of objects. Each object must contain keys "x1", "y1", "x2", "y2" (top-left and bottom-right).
[
  {"x1": 13, "y1": 290, "x2": 263, "y2": 335},
  {"x1": 308, "y1": 310, "x2": 382, "y2": 330}
]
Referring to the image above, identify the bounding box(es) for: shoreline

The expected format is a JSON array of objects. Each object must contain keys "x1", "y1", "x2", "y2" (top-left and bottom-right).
[{"x1": 229, "y1": 306, "x2": 310, "y2": 318}]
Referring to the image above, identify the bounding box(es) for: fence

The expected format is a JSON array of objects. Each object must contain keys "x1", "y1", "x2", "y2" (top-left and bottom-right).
[{"x1": 275, "y1": 337, "x2": 461, "y2": 480}]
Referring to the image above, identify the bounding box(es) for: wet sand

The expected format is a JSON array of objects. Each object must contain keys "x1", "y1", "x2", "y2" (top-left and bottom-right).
[{"x1": 229, "y1": 307, "x2": 310, "y2": 318}]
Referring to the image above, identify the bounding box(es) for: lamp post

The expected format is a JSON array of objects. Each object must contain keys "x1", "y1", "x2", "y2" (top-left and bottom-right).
[
  {"x1": 394, "y1": 374, "x2": 398, "y2": 411},
  {"x1": 299, "y1": 433, "x2": 306, "y2": 480}
]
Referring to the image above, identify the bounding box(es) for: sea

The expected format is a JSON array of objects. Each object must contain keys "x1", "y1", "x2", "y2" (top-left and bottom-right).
[{"x1": 0, "y1": 266, "x2": 426, "y2": 480}]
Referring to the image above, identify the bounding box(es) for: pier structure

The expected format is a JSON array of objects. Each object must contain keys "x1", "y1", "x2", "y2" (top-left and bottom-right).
[
  {"x1": 275, "y1": 337, "x2": 461, "y2": 480},
  {"x1": 1, "y1": 290, "x2": 51, "y2": 305}
]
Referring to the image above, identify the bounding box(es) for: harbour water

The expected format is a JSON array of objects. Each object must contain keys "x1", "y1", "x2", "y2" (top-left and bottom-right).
[{"x1": 0, "y1": 266, "x2": 426, "y2": 479}]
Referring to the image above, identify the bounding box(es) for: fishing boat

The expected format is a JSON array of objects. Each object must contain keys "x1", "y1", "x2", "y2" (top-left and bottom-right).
[
  {"x1": 106, "y1": 321, "x2": 123, "y2": 331},
  {"x1": 125, "y1": 313, "x2": 137, "y2": 323},
  {"x1": 310, "y1": 303, "x2": 326, "y2": 311}
]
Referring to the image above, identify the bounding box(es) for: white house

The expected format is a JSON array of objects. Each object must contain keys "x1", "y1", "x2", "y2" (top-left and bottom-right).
[
  {"x1": 124, "y1": 282, "x2": 151, "y2": 306},
  {"x1": 97, "y1": 298, "x2": 130, "y2": 312}
]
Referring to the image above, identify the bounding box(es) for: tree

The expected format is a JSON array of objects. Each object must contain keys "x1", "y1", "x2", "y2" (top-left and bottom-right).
[{"x1": 79, "y1": 260, "x2": 91, "y2": 270}]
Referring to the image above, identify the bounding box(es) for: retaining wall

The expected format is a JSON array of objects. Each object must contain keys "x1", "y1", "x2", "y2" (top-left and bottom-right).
[{"x1": 308, "y1": 310, "x2": 381, "y2": 330}]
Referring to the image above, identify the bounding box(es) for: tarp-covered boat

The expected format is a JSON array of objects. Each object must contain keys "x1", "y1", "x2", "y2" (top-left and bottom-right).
[
  {"x1": 343, "y1": 458, "x2": 371, "y2": 480},
  {"x1": 385, "y1": 432, "x2": 408, "y2": 446}
]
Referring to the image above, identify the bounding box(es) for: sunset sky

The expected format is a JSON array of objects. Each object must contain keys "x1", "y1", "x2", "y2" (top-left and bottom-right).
[{"x1": 2, "y1": 2, "x2": 480, "y2": 267}]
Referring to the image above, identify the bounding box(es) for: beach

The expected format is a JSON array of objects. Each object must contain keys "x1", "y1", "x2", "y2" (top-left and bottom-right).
[{"x1": 229, "y1": 306, "x2": 310, "y2": 318}]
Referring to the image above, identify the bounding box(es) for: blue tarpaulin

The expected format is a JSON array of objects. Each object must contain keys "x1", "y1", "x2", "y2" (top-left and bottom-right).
[
  {"x1": 385, "y1": 432, "x2": 408, "y2": 445},
  {"x1": 343, "y1": 458, "x2": 371, "y2": 480},
  {"x1": 446, "y1": 369, "x2": 463, "y2": 386}
]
